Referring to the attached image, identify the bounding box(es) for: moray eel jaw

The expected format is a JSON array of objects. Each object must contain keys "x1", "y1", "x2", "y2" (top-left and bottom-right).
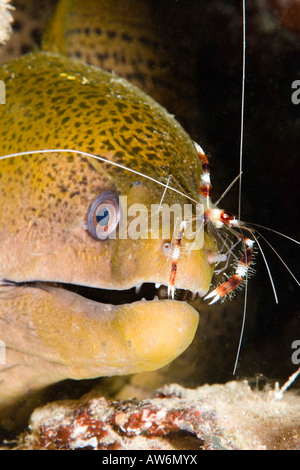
[{"x1": 0, "y1": 281, "x2": 199, "y2": 404}]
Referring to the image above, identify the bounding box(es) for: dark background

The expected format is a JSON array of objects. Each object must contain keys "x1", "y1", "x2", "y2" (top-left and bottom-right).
[{"x1": 182, "y1": 0, "x2": 300, "y2": 385}]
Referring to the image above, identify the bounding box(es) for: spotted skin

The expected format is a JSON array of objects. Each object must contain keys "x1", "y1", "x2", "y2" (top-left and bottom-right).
[
  {"x1": 42, "y1": 0, "x2": 200, "y2": 133},
  {"x1": 1, "y1": 51, "x2": 199, "y2": 191}
]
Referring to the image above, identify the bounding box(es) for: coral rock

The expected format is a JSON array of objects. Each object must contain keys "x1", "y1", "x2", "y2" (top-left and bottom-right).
[{"x1": 12, "y1": 381, "x2": 300, "y2": 450}]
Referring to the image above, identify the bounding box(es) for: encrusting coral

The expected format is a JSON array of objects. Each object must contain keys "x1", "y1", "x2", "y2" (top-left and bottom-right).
[{"x1": 8, "y1": 381, "x2": 300, "y2": 450}]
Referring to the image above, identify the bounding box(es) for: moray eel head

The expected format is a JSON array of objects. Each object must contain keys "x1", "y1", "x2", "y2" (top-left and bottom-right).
[{"x1": 0, "y1": 52, "x2": 216, "y2": 404}]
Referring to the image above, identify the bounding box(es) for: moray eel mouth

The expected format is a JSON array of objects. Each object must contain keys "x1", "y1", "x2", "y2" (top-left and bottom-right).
[
  {"x1": 0, "y1": 276, "x2": 201, "y2": 392},
  {"x1": 58, "y1": 281, "x2": 199, "y2": 304},
  {"x1": 4, "y1": 280, "x2": 199, "y2": 305}
]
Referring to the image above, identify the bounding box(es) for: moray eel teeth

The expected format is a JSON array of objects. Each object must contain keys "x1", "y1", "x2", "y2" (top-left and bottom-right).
[{"x1": 0, "y1": 280, "x2": 200, "y2": 305}]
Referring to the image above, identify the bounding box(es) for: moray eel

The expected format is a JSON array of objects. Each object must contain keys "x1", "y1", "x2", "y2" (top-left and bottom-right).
[{"x1": 0, "y1": 49, "x2": 216, "y2": 410}]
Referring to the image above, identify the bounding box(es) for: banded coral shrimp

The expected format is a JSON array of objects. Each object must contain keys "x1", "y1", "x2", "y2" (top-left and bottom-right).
[
  {"x1": 187, "y1": 0, "x2": 300, "y2": 386},
  {"x1": 127, "y1": 0, "x2": 300, "y2": 388},
  {"x1": 136, "y1": 0, "x2": 300, "y2": 387}
]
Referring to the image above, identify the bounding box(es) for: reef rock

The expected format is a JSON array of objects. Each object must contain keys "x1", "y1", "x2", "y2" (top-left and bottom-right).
[{"x1": 10, "y1": 381, "x2": 300, "y2": 450}]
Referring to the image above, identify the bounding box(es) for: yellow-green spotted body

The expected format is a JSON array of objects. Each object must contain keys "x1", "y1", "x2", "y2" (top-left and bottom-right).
[{"x1": 0, "y1": 51, "x2": 216, "y2": 410}]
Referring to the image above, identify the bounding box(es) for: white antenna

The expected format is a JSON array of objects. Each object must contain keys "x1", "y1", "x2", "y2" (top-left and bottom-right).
[
  {"x1": 233, "y1": 0, "x2": 247, "y2": 375},
  {"x1": 233, "y1": 271, "x2": 248, "y2": 375},
  {"x1": 238, "y1": 0, "x2": 246, "y2": 221}
]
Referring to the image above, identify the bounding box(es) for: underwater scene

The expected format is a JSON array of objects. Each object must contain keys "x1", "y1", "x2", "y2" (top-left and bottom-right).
[{"x1": 0, "y1": 0, "x2": 299, "y2": 450}]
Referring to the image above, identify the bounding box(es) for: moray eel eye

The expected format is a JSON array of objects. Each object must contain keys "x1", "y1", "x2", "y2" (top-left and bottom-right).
[{"x1": 86, "y1": 191, "x2": 120, "y2": 240}]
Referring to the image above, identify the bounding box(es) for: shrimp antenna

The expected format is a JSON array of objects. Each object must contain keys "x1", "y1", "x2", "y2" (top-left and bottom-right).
[
  {"x1": 215, "y1": 172, "x2": 242, "y2": 206},
  {"x1": 246, "y1": 227, "x2": 300, "y2": 287},
  {"x1": 238, "y1": 0, "x2": 246, "y2": 221},
  {"x1": 233, "y1": 268, "x2": 248, "y2": 375},
  {"x1": 246, "y1": 222, "x2": 300, "y2": 245},
  {"x1": 0, "y1": 149, "x2": 199, "y2": 205},
  {"x1": 233, "y1": 0, "x2": 248, "y2": 374},
  {"x1": 250, "y1": 230, "x2": 279, "y2": 303}
]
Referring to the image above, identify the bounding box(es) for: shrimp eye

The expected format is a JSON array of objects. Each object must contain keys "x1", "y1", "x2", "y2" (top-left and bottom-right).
[
  {"x1": 220, "y1": 210, "x2": 234, "y2": 224},
  {"x1": 86, "y1": 191, "x2": 120, "y2": 240}
]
